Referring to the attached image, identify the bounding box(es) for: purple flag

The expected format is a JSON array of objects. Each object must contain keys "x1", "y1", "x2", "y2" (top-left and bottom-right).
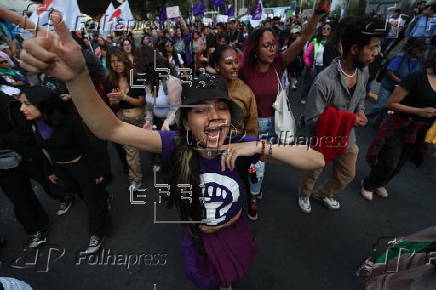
[
  {"x1": 212, "y1": 0, "x2": 225, "y2": 8},
  {"x1": 252, "y1": 0, "x2": 263, "y2": 20},
  {"x1": 226, "y1": 5, "x2": 234, "y2": 17},
  {"x1": 159, "y1": 3, "x2": 168, "y2": 27},
  {"x1": 193, "y1": 1, "x2": 206, "y2": 16}
]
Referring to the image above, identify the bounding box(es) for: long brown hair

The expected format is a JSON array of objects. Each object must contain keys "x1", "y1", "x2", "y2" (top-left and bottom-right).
[
  {"x1": 165, "y1": 108, "x2": 203, "y2": 222},
  {"x1": 106, "y1": 47, "x2": 133, "y2": 86}
]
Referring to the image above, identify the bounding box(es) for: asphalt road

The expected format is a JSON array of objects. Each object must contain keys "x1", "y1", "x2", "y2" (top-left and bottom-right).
[{"x1": 0, "y1": 83, "x2": 435, "y2": 290}]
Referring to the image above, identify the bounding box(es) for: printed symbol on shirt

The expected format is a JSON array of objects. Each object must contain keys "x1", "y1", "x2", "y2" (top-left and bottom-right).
[{"x1": 200, "y1": 173, "x2": 240, "y2": 226}]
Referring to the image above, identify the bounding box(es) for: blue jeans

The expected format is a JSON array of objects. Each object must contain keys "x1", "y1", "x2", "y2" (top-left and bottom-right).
[
  {"x1": 249, "y1": 117, "x2": 276, "y2": 195},
  {"x1": 300, "y1": 65, "x2": 323, "y2": 101},
  {"x1": 368, "y1": 86, "x2": 392, "y2": 116}
]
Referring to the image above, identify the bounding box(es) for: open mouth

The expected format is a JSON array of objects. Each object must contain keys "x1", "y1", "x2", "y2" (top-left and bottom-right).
[
  {"x1": 204, "y1": 123, "x2": 228, "y2": 147},
  {"x1": 231, "y1": 71, "x2": 238, "y2": 77}
]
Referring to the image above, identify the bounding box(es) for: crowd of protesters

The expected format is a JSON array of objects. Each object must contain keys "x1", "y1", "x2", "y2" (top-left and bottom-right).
[{"x1": 0, "y1": 1, "x2": 435, "y2": 289}]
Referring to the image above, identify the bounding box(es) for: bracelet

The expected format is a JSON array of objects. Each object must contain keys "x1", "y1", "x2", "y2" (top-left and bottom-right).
[{"x1": 260, "y1": 140, "x2": 266, "y2": 156}]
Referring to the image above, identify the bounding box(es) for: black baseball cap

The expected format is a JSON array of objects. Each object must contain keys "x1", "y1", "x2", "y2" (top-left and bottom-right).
[{"x1": 175, "y1": 74, "x2": 243, "y2": 127}]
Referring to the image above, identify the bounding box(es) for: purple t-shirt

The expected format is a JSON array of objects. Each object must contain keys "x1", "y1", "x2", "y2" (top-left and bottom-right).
[{"x1": 159, "y1": 131, "x2": 260, "y2": 226}]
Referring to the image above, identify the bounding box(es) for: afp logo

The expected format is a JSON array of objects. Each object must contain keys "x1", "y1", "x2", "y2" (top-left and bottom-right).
[{"x1": 10, "y1": 244, "x2": 65, "y2": 272}]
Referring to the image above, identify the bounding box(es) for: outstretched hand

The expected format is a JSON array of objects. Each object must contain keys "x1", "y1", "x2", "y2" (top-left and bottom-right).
[
  {"x1": 0, "y1": 9, "x2": 86, "y2": 82},
  {"x1": 217, "y1": 142, "x2": 261, "y2": 172}
]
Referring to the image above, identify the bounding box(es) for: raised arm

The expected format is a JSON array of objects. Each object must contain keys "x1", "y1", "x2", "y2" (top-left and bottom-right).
[
  {"x1": 218, "y1": 141, "x2": 325, "y2": 171},
  {"x1": 1, "y1": 9, "x2": 162, "y2": 153},
  {"x1": 281, "y1": 0, "x2": 331, "y2": 66}
]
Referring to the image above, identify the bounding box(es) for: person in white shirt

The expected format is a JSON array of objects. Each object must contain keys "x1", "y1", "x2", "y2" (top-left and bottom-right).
[
  {"x1": 161, "y1": 38, "x2": 185, "y2": 77},
  {"x1": 382, "y1": 9, "x2": 406, "y2": 54},
  {"x1": 134, "y1": 46, "x2": 182, "y2": 170}
]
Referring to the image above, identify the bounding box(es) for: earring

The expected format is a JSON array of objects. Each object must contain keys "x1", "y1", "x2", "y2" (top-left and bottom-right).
[{"x1": 186, "y1": 130, "x2": 193, "y2": 146}]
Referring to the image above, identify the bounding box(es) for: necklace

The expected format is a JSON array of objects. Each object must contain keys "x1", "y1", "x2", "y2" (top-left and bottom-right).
[{"x1": 338, "y1": 60, "x2": 357, "y2": 78}]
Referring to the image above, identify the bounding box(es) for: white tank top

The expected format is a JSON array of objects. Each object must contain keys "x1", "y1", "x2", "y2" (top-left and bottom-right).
[{"x1": 145, "y1": 81, "x2": 171, "y2": 118}]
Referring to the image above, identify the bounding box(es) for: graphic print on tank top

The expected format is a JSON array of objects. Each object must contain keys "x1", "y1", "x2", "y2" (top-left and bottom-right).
[{"x1": 200, "y1": 173, "x2": 240, "y2": 226}]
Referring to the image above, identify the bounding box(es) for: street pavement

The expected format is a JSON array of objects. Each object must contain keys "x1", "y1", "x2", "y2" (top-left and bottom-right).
[{"x1": 0, "y1": 83, "x2": 435, "y2": 290}]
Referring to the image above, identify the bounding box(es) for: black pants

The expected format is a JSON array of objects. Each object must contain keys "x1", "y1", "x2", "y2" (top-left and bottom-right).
[
  {"x1": 21, "y1": 156, "x2": 74, "y2": 202},
  {"x1": 364, "y1": 129, "x2": 415, "y2": 191},
  {"x1": 0, "y1": 167, "x2": 49, "y2": 235},
  {"x1": 88, "y1": 135, "x2": 113, "y2": 184},
  {"x1": 54, "y1": 158, "x2": 111, "y2": 236}
]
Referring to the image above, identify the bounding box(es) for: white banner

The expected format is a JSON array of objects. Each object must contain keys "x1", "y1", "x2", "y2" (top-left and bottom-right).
[
  {"x1": 250, "y1": 20, "x2": 261, "y2": 27},
  {"x1": 30, "y1": 0, "x2": 85, "y2": 31},
  {"x1": 99, "y1": 1, "x2": 136, "y2": 32},
  {"x1": 166, "y1": 6, "x2": 181, "y2": 19}
]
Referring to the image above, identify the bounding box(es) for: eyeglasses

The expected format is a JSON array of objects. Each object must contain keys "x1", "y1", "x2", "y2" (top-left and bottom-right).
[{"x1": 261, "y1": 42, "x2": 277, "y2": 49}]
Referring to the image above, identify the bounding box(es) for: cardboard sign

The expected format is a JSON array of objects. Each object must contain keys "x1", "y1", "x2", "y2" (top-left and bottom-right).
[{"x1": 166, "y1": 6, "x2": 181, "y2": 19}]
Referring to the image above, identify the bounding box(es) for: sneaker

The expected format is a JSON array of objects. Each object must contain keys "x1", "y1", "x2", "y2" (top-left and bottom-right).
[
  {"x1": 129, "y1": 181, "x2": 143, "y2": 191},
  {"x1": 25, "y1": 230, "x2": 47, "y2": 249},
  {"x1": 375, "y1": 187, "x2": 388, "y2": 198},
  {"x1": 84, "y1": 235, "x2": 104, "y2": 254},
  {"x1": 322, "y1": 196, "x2": 341, "y2": 210},
  {"x1": 247, "y1": 197, "x2": 258, "y2": 221},
  {"x1": 298, "y1": 196, "x2": 311, "y2": 214},
  {"x1": 313, "y1": 193, "x2": 340, "y2": 210},
  {"x1": 57, "y1": 200, "x2": 73, "y2": 216}
]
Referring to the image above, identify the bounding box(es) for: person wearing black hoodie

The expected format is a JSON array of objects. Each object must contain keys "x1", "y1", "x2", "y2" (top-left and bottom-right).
[{"x1": 19, "y1": 86, "x2": 112, "y2": 254}]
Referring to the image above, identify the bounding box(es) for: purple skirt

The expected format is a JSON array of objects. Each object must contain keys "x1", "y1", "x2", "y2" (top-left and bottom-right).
[{"x1": 181, "y1": 217, "x2": 260, "y2": 289}]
